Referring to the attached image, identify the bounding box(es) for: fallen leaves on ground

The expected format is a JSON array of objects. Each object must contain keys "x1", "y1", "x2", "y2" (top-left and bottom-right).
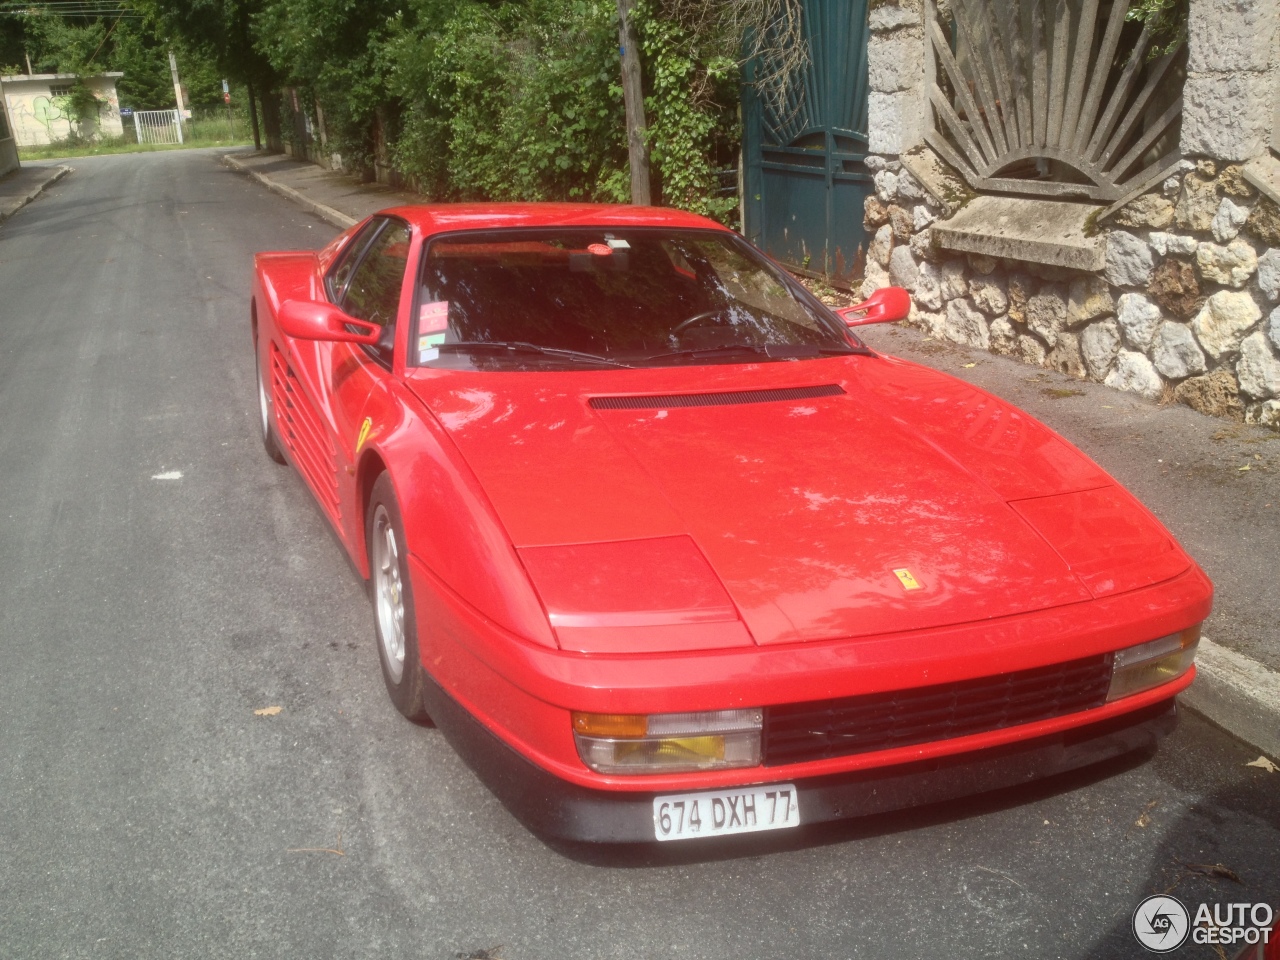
[
  {"x1": 1246, "y1": 755, "x2": 1277, "y2": 773},
  {"x1": 288, "y1": 831, "x2": 344, "y2": 856},
  {"x1": 1135, "y1": 799, "x2": 1158, "y2": 828},
  {"x1": 1182, "y1": 862, "x2": 1244, "y2": 883},
  {"x1": 1164, "y1": 859, "x2": 1246, "y2": 895},
  {"x1": 254, "y1": 705, "x2": 283, "y2": 716}
]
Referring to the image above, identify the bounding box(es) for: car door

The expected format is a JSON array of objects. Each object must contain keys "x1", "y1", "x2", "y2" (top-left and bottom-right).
[
  {"x1": 326, "y1": 217, "x2": 414, "y2": 543},
  {"x1": 269, "y1": 218, "x2": 384, "y2": 530}
]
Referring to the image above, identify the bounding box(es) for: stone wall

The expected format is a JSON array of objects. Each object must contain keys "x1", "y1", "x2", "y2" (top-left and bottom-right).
[
  {"x1": 861, "y1": 0, "x2": 1280, "y2": 429},
  {"x1": 1181, "y1": 0, "x2": 1280, "y2": 161},
  {"x1": 866, "y1": 0, "x2": 927, "y2": 155},
  {"x1": 0, "y1": 94, "x2": 15, "y2": 177},
  {"x1": 862, "y1": 164, "x2": 1280, "y2": 427},
  {"x1": 0, "y1": 136, "x2": 17, "y2": 178}
]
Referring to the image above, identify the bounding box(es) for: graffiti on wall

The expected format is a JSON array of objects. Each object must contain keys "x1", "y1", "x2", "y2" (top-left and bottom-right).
[
  {"x1": 7, "y1": 93, "x2": 73, "y2": 145},
  {"x1": 32, "y1": 96, "x2": 72, "y2": 137},
  {"x1": 2, "y1": 82, "x2": 123, "y2": 147}
]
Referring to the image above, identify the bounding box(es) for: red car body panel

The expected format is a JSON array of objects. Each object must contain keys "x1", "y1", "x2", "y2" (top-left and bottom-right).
[
  {"x1": 251, "y1": 203, "x2": 1212, "y2": 828},
  {"x1": 409, "y1": 550, "x2": 1207, "y2": 793},
  {"x1": 406, "y1": 363, "x2": 1106, "y2": 647}
]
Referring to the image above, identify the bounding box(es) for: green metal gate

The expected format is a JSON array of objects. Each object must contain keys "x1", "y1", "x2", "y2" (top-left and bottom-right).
[{"x1": 742, "y1": 0, "x2": 871, "y2": 288}]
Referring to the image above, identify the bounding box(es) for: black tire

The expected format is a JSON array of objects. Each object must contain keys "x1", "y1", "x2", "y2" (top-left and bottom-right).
[
  {"x1": 366, "y1": 472, "x2": 432, "y2": 723},
  {"x1": 256, "y1": 345, "x2": 287, "y2": 464}
]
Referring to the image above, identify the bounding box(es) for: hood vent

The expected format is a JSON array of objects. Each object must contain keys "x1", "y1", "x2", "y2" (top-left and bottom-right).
[{"x1": 590, "y1": 384, "x2": 845, "y2": 411}]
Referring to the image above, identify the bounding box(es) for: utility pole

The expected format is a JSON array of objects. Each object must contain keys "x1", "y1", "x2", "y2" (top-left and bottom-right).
[
  {"x1": 615, "y1": 0, "x2": 651, "y2": 205},
  {"x1": 168, "y1": 50, "x2": 187, "y2": 137}
]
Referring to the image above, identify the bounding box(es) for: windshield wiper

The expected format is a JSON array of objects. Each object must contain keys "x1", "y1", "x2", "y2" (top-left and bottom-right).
[
  {"x1": 642, "y1": 343, "x2": 858, "y2": 363},
  {"x1": 436, "y1": 341, "x2": 634, "y2": 368}
]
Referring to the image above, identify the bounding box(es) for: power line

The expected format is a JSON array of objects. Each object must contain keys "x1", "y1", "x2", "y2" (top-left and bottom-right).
[
  {"x1": 0, "y1": 3, "x2": 146, "y2": 16},
  {"x1": 0, "y1": 2, "x2": 137, "y2": 7}
]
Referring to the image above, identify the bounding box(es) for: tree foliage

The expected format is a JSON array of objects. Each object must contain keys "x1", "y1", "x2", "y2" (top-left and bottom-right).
[
  {"x1": 7, "y1": 0, "x2": 804, "y2": 221},
  {"x1": 0, "y1": 6, "x2": 235, "y2": 112},
  {"x1": 1125, "y1": 0, "x2": 1190, "y2": 59},
  {"x1": 386, "y1": 0, "x2": 630, "y2": 203},
  {"x1": 237, "y1": 0, "x2": 751, "y2": 219}
]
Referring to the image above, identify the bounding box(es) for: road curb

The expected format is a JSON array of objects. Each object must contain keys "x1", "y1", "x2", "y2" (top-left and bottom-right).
[
  {"x1": 222, "y1": 148, "x2": 1279, "y2": 765},
  {"x1": 220, "y1": 153, "x2": 357, "y2": 229},
  {"x1": 0, "y1": 164, "x2": 72, "y2": 224},
  {"x1": 1181, "y1": 638, "x2": 1280, "y2": 759}
]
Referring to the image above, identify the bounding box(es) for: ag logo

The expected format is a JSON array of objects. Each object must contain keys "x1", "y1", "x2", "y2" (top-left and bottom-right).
[{"x1": 1133, "y1": 895, "x2": 1191, "y2": 953}]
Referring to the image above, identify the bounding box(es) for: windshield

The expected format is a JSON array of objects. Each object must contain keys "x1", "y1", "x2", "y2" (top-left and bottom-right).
[{"x1": 414, "y1": 228, "x2": 860, "y2": 369}]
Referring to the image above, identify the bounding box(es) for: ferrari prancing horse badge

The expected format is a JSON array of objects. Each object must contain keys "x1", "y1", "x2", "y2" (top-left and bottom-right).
[{"x1": 893, "y1": 568, "x2": 922, "y2": 591}]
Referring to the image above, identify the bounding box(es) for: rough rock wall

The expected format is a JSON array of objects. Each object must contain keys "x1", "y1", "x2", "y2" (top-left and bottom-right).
[
  {"x1": 1181, "y1": 0, "x2": 1280, "y2": 160},
  {"x1": 861, "y1": 165, "x2": 1280, "y2": 427},
  {"x1": 862, "y1": 0, "x2": 1280, "y2": 428}
]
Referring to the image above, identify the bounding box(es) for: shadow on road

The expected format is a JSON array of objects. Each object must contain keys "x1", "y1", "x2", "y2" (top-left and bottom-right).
[{"x1": 1085, "y1": 717, "x2": 1280, "y2": 959}]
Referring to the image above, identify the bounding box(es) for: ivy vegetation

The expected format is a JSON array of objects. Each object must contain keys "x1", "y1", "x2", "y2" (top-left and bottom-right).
[{"x1": 250, "y1": 0, "x2": 749, "y2": 222}]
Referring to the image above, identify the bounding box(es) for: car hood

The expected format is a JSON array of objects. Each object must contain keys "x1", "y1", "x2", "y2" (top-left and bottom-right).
[{"x1": 405, "y1": 356, "x2": 1174, "y2": 646}]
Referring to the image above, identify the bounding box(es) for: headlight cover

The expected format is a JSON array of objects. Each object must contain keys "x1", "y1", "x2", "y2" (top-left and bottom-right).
[
  {"x1": 1107, "y1": 625, "x2": 1200, "y2": 701},
  {"x1": 518, "y1": 536, "x2": 752, "y2": 654},
  {"x1": 572, "y1": 708, "x2": 763, "y2": 774}
]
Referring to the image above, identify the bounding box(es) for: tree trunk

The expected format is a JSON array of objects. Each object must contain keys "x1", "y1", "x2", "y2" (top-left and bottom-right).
[
  {"x1": 247, "y1": 79, "x2": 262, "y2": 151},
  {"x1": 615, "y1": 0, "x2": 651, "y2": 205}
]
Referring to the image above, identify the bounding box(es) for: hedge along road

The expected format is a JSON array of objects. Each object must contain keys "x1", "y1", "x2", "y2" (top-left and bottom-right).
[{"x1": 0, "y1": 148, "x2": 1275, "y2": 960}]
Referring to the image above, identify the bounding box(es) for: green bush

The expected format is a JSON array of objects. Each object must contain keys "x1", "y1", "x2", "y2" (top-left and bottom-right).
[
  {"x1": 251, "y1": 0, "x2": 744, "y2": 219},
  {"x1": 633, "y1": 0, "x2": 740, "y2": 222},
  {"x1": 386, "y1": 0, "x2": 629, "y2": 203}
]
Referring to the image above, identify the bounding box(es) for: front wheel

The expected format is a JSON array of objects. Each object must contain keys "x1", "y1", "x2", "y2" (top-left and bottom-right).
[
  {"x1": 367, "y1": 472, "x2": 431, "y2": 723},
  {"x1": 256, "y1": 346, "x2": 287, "y2": 464}
]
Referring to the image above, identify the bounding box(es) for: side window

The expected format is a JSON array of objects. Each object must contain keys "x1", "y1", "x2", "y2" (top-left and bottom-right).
[
  {"x1": 342, "y1": 221, "x2": 412, "y2": 328},
  {"x1": 326, "y1": 220, "x2": 384, "y2": 304}
]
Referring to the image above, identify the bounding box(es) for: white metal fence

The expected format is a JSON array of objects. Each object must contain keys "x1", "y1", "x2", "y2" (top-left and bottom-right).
[{"x1": 132, "y1": 110, "x2": 184, "y2": 145}]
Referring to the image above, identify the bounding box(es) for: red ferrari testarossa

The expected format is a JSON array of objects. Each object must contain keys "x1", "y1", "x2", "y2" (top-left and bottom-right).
[{"x1": 252, "y1": 204, "x2": 1211, "y2": 843}]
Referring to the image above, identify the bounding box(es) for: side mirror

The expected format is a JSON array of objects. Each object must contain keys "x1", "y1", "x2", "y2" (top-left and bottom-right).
[
  {"x1": 836, "y1": 287, "x2": 912, "y2": 327},
  {"x1": 277, "y1": 299, "x2": 381, "y2": 345}
]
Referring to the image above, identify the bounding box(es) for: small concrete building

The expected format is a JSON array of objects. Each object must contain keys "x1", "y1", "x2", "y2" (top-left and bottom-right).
[
  {"x1": 0, "y1": 73, "x2": 125, "y2": 147},
  {"x1": 0, "y1": 92, "x2": 17, "y2": 176}
]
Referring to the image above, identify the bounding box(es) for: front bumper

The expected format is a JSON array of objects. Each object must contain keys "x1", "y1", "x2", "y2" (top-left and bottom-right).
[{"x1": 420, "y1": 669, "x2": 1179, "y2": 844}]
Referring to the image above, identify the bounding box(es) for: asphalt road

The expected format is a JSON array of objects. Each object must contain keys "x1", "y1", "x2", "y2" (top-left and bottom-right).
[{"x1": 0, "y1": 149, "x2": 1276, "y2": 960}]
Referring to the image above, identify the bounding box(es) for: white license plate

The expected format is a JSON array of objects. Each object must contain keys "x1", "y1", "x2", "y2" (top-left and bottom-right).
[{"x1": 653, "y1": 784, "x2": 800, "y2": 841}]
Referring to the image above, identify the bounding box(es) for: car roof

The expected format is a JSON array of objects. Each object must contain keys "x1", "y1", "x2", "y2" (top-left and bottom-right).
[{"x1": 377, "y1": 203, "x2": 732, "y2": 236}]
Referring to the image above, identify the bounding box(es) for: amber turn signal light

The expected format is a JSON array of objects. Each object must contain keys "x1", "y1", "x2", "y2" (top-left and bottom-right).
[
  {"x1": 571, "y1": 712, "x2": 648, "y2": 738},
  {"x1": 1107, "y1": 625, "x2": 1201, "y2": 701}
]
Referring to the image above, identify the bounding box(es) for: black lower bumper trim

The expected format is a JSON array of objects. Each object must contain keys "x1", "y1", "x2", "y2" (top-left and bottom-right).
[{"x1": 419, "y1": 673, "x2": 1178, "y2": 844}]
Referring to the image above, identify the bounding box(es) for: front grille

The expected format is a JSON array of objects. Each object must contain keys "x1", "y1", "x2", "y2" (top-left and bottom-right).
[
  {"x1": 589, "y1": 384, "x2": 844, "y2": 410},
  {"x1": 763, "y1": 654, "x2": 1114, "y2": 766}
]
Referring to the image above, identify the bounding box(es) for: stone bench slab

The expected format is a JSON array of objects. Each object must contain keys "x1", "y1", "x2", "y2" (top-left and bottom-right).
[{"x1": 931, "y1": 195, "x2": 1106, "y2": 272}]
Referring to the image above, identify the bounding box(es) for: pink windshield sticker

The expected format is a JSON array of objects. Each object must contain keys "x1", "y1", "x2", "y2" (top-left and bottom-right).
[{"x1": 419, "y1": 300, "x2": 449, "y2": 333}]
